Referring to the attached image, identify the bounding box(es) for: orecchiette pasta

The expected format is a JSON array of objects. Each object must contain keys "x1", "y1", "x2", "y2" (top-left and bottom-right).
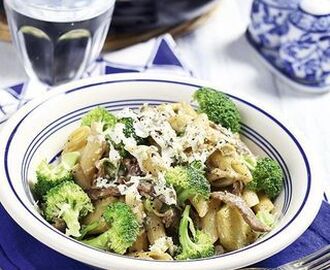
[
  {"x1": 79, "y1": 125, "x2": 106, "y2": 183},
  {"x1": 217, "y1": 205, "x2": 257, "y2": 251},
  {"x1": 129, "y1": 230, "x2": 149, "y2": 253},
  {"x1": 207, "y1": 148, "x2": 252, "y2": 184},
  {"x1": 171, "y1": 102, "x2": 198, "y2": 118},
  {"x1": 201, "y1": 199, "x2": 221, "y2": 243},
  {"x1": 169, "y1": 113, "x2": 192, "y2": 133},
  {"x1": 242, "y1": 189, "x2": 260, "y2": 208},
  {"x1": 127, "y1": 145, "x2": 167, "y2": 176},
  {"x1": 191, "y1": 197, "x2": 209, "y2": 218},
  {"x1": 63, "y1": 126, "x2": 91, "y2": 154},
  {"x1": 253, "y1": 193, "x2": 275, "y2": 213},
  {"x1": 145, "y1": 212, "x2": 166, "y2": 245}
]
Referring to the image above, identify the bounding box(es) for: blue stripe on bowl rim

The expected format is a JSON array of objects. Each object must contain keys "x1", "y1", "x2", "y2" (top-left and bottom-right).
[
  {"x1": 3, "y1": 78, "x2": 311, "y2": 263},
  {"x1": 21, "y1": 101, "x2": 291, "y2": 214}
]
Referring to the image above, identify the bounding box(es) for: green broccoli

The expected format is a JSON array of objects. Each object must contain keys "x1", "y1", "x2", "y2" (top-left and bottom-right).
[
  {"x1": 33, "y1": 151, "x2": 80, "y2": 200},
  {"x1": 43, "y1": 181, "x2": 93, "y2": 237},
  {"x1": 81, "y1": 107, "x2": 117, "y2": 130},
  {"x1": 246, "y1": 157, "x2": 284, "y2": 199},
  {"x1": 193, "y1": 87, "x2": 241, "y2": 133},
  {"x1": 176, "y1": 205, "x2": 215, "y2": 260},
  {"x1": 106, "y1": 117, "x2": 145, "y2": 158},
  {"x1": 256, "y1": 211, "x2": 276, "y2": 228},
  {"x1": 78, "y1": 221, "x2": 100, "y2": 240},
  {"x1": 189, "y1": 159, "x2": 205, "y2": 172},
  {"x1": 165, "y1": 161, "x2": 210, "y2": 205},
  {"x1": 82, "y1": 202, "x2": 140, "y2": 254},
  {"x1": 243, "y1": 154, "x2": 257, "y2": 171},
  {"x1": 120, "y1": 117, "x2": 145, "y2": 144}
]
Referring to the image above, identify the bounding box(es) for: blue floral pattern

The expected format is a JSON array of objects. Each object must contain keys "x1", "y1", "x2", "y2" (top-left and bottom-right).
[
  {"x1": 248, "y1": 0, "x2": 298, "y2": 49},
  {"x1": 247, "y1": 0, "x2": 330, "y2": 88},
  {"x1": 290, "y1": 10, "x2": 330, "y2": 32}
]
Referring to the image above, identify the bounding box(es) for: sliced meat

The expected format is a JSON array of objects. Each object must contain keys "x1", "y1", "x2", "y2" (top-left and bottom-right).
[
  {"x1": 211, "y1": 191, "x2": 270, "y2": 232},
  {"x1": 87, "y1": 180, "x2": 155, "y2": 201},
  {"x1": 210, "y1": 178, "x2": 236, "y2": 188},
  {"x1": 137, "y1": 180, "x2": 154, "y2": 197},
  {"x1": 116, "y1": 176, "x2": 128, "y2": 185},
  {"x1": 232, "y1": 181, "x2": 244, "y2": 196},
  {"x1": 87, "y1": 186, "x2": 121, "y2": 201},
  {"x1": 122, "y1": 157, "x2": 145, "y2": 177},
  {"x1": 161, "y1": 208, "x2": 180, "y2": 229}
]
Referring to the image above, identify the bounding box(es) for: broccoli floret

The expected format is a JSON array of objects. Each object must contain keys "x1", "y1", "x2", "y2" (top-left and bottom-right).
[
  {"x1": 189, "y1": 160, "x2": 205, "y2": 172},
  {"x1": 165, "y1": 161, "x2": 210, "y2": 205},
  {"x1": 193, "y1": 87, "x2": 241, "y2": 133},
  {"x1": 104, "y1": 135, "x2": 126, "y2": 159},
  {"x1": 43, "y1": 181, "x2": 93, "y2": 237},
  {"x1": 256, "y1": 211, "x2": 276, "y2": 228},
  {"x1": 105, "y1": 117, "x2": 145, "y2": 158},
  {"x1": 121, "y1": 117, "x2": 135, "y2": 137},
  {"x1": 109, "y1": 117, "x2": 145, "y2": 158},
  {"x1": 120, "y1": 117, "x2": 145, "y2": 144},
  {"x1": 78, "y1": 221, "x2": 100, "y2": 240},
  {"x1": 176, "y1": 205, "x2": 215, "y2": 260},
  {"x1": 81, "y1": 107, "x2": 117, "y2": 130},
  {"x1": 82, "y1": 202, "x2": 140, "y2": 254},
  {"x1": 33, "y1": 152, "x2": 80, "y2": 200},
  {"x1": 247, "y1": 157, "x2": 284, "y2": 199}
]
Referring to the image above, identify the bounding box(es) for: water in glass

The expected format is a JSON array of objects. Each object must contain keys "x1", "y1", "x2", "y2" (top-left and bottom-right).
[{"x1": 4, "y1": 0, "x2": 115, "y2": 85}]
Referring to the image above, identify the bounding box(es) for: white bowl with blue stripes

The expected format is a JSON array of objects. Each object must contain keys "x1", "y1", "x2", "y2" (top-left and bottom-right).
[{"x1": 0, "y1": 73, "x2": 323, "y2": 270}]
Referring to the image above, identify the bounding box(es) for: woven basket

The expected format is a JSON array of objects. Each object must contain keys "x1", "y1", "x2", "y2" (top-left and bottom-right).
[{"x1": 0, "y1": 6, "x2": 216, "y2": 51}]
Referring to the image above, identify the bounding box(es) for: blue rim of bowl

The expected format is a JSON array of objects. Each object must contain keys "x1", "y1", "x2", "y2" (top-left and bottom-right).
[{"x1": 3, "y1": 78, "x2": 310, "y2": 262}]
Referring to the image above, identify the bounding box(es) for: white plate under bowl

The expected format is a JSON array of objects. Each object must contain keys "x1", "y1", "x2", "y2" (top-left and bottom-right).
[{"x1": 0, "y1": 73, "x2": 323, "y2": 270}]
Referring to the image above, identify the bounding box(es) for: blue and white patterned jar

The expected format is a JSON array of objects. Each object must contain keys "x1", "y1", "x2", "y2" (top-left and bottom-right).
[
  {"x1": 248, "y1": 0, "x2": 300, "y2": 49},
  {"x1": 247, "y1": 0, "x2": 330, "y2": 93}
]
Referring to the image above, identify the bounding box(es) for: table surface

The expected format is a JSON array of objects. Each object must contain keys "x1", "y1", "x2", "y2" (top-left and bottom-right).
[{"x1": 0, "y1": 0, "x2": 329, "y2": 194}]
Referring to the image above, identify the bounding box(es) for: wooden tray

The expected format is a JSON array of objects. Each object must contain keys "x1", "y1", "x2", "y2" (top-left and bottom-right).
[{"x1": 0, "y1": 7, "x2": 216, "y2": 51}]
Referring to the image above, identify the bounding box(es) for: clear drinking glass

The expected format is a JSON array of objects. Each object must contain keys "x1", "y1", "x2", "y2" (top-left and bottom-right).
[{"x1": 4, "y1": 0, "x2": 115, "y2": 86}]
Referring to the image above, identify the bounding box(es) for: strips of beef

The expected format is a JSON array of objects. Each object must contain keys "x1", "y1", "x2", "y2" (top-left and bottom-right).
[
  {"x1": 88, "y1": 180, "x2": 155, "y2": 201},
  {"x1": 211, "y1": 191, "x2": 270, "y2": 232},
  {"x1": 120, "y1": 157, "x2": 145, "y2": 178},
  {"x1": 87, "y1": 186, "x2": 121, "y2": 201}
]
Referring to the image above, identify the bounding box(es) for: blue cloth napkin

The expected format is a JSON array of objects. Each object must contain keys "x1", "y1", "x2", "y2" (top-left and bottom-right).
[
  {"x1": 0, "y1": 34, "x2": 329, "y2": 270},
  {"x1": 255, "y1": 201, "x2": 330, "y2": 268}
]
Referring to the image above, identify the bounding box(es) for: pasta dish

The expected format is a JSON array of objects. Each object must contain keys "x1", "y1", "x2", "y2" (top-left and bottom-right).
[{"x1": 32, "y1": 87, "x2": 284, "y2": 260}]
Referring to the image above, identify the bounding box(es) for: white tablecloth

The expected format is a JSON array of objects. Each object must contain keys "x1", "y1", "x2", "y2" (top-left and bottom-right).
[{"x1": 0, "y1": 0, "x2": 329, "y2": 195}]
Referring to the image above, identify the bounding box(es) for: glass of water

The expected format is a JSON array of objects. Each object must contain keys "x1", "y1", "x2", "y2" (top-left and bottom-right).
[{"x1": 4, "y1": 0, "x2": 115, "y2": 86}]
